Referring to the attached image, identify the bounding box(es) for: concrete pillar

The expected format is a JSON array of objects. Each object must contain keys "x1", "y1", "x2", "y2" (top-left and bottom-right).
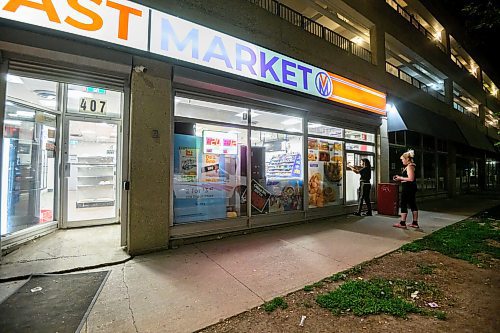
[
  {"x1": 444, "y1": 78, "x2": 453, "y2": 106},
  {"x1": 478, "y1": 153, "x2": 486, "y2": 191},
  {"x1": 441, "y1": 30, "x2": 450, "y2": 55},
  {"x1": 447, "y1": 143, "x2": 457, "y2": 197},
  {"x1": 378, "y1": 118, "x2": 390, "y2": 183},
  {"x1": 369, "y1": 25, "x2": 386, "y2": 72},
  {"x1": 479, "y1": 104, "x2": 486, "y2": 126},
  {"x1": 128, "y1": 57, "x2": 172, "y2": 255}
]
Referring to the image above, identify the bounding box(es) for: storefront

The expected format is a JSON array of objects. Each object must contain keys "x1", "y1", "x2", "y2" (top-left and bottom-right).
[
  {"x1": 0, "y1": 58, "x2": 130, "y2": 250},
  {"x1": 1, "y1": 0, "x2": 386, "y2": 252}
]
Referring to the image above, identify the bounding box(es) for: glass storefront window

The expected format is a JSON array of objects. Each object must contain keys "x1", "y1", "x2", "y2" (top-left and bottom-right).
[
  {"x1": 6, "y1": 75, "x2": 58, "y2": 111},
  {"x1": 308, "y1": 123, "x2": 343, "y2": 138},
  {"x1": 173, "y1": 122, "x2": 248, "y2": 224},
  {"x1": 423, "y1": 135, "x2": 435, "y2": 151},
  {"x1": 438, "y1": 154, "x2": 447, "y2": 191},
  {"x1": 422, "y1": 152, "x2": 436, "y2": 192},
  {"x1": 2, "y1": 106, "x2": 57, "y2": 235},
  {"x1": 307, "y1": 138, "x2": 343, "y2": 208},
  {"x1": 175, "y1": 96, "x2": 249, "y2": 125},
  {"x1": 250, "y1": 131, "x2": 303, "y2": 214},
  {"x1": 66, "y1": 84, "x2": 123, "y2": 118},
  {"x1": 250, "y1": 109, "x2": 302, "y2": 133},
  {"x1": 345, "y1": 129, "x2": 375, "y2": 143},
  {"x1": 406, "y1": 131, "x2": 420, "y2": 148}
]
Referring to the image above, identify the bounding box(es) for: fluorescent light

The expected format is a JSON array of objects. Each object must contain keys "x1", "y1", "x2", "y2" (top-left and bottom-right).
[
  {"x1": 386, "y1": 103, "x2": 397, "y2": 113},
  {"x1": 16, "y1": 110, "x2": 35, "y2": 118},
  {"x1": 5, "y1": 101, "x2": 14, "y2": 106},
  {"x1": 39, "y1": 100, "x2": 57, "y2": 108},
  {"x1": 4, "y1": 119, "x2": 22, "y2": 126},
  {"x1": 308, "y1": 123, "x2": 322, "y2": 128},
  {"x1": 351, "y1": 37, "x2": 363, "y2": 45},
  {"x1": 7, "y1": 74, "x2": 23, "y2": 84},
  {"x1": 281, "y1": 118, "x2": 302, "y2": 125}
]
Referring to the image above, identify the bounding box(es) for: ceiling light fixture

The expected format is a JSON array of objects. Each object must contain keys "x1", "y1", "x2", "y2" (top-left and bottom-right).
[
  {"x1": 281, "y1": 118, "x2": 302, "y2": 125},
  {"x1": 6, "y1": 74, "x2": 24, "y2": 84}
]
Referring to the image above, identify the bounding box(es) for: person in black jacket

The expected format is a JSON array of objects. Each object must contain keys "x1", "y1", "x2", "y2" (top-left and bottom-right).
[{"x1": 348, "y1": 158, "x2": 372, "y2": 216}]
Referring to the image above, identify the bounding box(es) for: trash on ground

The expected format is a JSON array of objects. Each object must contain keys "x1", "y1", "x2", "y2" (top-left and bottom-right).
[
  {"x1": 299, "y1": 315, "x2": 306, "y2": 326},
  {"x1": 428, "y1": 302, "x2": 439, "y2": 308},
  {"x1": 411, "y1": 291, "x2": 419, "y2": 299},
  {"x1": 30, "y1": 287, "x2": 43, "y2": 293}
]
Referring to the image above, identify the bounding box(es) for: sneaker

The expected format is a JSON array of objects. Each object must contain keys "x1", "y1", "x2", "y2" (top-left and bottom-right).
[
  {"x1": 352, "y1": 212, "x2": 361, "y2": 216},
  {"x1": 393, "y1": 222, "x2": 407, "y2": 229},
  {"x1": 362, "y1": 212, "x2": 373, "y2": 216},
  {"x1": 409, "y1": 223, "x2": 419, "y2": 228}
]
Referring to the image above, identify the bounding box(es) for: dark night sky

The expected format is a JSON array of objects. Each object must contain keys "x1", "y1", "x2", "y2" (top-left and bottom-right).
[{"x1": 421, "y1": 0, "x2": 500, "y2": 84}]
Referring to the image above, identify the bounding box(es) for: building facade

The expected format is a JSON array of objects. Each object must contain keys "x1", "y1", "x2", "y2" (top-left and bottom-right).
[{"x1": 0, "y1": 0, "x2": 498, "y2": 254}]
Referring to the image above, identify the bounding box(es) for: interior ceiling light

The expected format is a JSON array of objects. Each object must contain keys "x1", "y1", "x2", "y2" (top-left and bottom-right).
[
  {"x1": 281, "y1": 118, "x2": 302, "y2": 125},
  {"x1": 34, "y1": 90, "x2": 56, "y2": 100},
  {"x1": 308, "y1": 123, "x2": 323, "y2": 128},
  {"x1": 7, "y1": 74, "x2": 24, "y2": 84},
  {"x1": 351, "y1": 37, "x2": 363, "y2": 45}
]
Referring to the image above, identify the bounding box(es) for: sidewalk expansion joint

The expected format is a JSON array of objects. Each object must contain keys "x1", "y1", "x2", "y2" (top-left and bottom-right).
[
  {"x1": 194, "y1": 245, "x2": 265, "y2": 303},
  {"x1": 4, "y1": 254, "x2": 92, "y2": 265},
  {"x1": 279, "y1": 238, "x2": 347, "y2": 265},
  {"x1": 0, "y1": 256, "x2": 133, "y2": 283},
  {"x1": 122, "y1": 264, "x2": 139, "y2": 333}
]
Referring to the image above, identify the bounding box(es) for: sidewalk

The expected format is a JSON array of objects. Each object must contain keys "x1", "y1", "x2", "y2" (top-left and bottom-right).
[{"x1": 1, "y1": 195, "x2": 498, "y2": 333}]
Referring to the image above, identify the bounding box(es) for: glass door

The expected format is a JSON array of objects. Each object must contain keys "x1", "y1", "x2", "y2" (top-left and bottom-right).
[
  {"x1": 1, "y1": 106, "x2": 58, "y2": 236},
  {"x1": 2, "y1": 74, "x2": 60, "y2": 241},
  {"x1": 345, "y1": 152, "x2": 375, "y2": 203},
  {"x1": 62, "y1": 118, "x2": 120, "y2": 227}
]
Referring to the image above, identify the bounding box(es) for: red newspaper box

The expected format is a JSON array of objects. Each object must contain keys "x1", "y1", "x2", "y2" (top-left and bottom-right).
[{"x1": 377, "y1": 183, "x2": 399, "y2": 216}]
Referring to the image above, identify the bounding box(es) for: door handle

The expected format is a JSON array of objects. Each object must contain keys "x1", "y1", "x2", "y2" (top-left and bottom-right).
[
  {"x1": 123, "y1": 181, "x2": 130, "y2": 191},
  {"x1": 65, "y1": 163, "x2": 71, "y2": 177}
]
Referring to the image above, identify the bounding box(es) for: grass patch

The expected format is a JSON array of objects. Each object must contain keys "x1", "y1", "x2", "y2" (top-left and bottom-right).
[
  {"x1": 417, "y1": 263, "x2": 437, "y2": 275},
  {"x1": 303, "y1": 281, "x2": 323, "y2": 291},
  {"x1": 263, "y1": 297, "x2": 288, "y2": 312},
  {"x1": 316, "y1": 278, "x2": 442, "y2": 318},
  {"x1": 329, "y1": 265, "x2": 364, "y2": 282},
  {"x1": 401, "y1": 218, "x2": 500, "y2": 266}
]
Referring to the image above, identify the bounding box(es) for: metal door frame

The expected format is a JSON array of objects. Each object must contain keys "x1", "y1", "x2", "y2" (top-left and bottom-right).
[{"x1": 60, "y1": 115, "x2": 122, "y2": 228}]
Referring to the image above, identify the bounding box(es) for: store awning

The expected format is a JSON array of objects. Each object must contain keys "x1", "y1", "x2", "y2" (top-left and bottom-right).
[
  {"x1": 456, "y1": 123, "x2": 496, "y2": 152},
  {"x1": 387, "y1": 98, "x2": 466, "y2": 144}
]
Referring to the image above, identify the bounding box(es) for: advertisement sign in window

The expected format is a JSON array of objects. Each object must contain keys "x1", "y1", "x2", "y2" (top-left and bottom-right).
[{"x1": 203, "y1": 130, "x2": 238, "y2": 155}]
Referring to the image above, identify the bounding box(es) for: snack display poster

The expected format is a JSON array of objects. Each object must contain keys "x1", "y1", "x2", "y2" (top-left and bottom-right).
[
  {"x1": 307, "y1": 138, "x2": 343, "y2": 208},
  {"x1": 266, "y1": 179, "x2": 303, "y2": 213},
  {"x1": 266, "y1": 153, "x2": 302, "y2": 179}
]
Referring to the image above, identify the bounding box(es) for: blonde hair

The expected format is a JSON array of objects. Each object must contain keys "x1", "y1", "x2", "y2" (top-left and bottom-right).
[{"x1": 401, "y1": 149, "x2": 415, "y2": 162}]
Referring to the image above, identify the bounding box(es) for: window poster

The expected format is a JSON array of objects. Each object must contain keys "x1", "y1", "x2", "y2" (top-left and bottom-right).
[
  {"x1": 179, "y1": 147, "x2": 198, "y2": 180},
  {"x1": 307, "y1": 138, "x2": 343, "y2": 208},
  {"x1": 251, "y1": 179, "x2": 271, "y2": 213},
  {"x1": 203, "y1": 130, "x2": 238, "y2": 155}
]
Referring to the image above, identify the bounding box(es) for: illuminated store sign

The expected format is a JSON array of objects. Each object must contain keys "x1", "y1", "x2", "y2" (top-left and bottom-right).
[
  {"x1": 0, "y1": 0, "x2": 149, "y2": 50},
  {"x1": 203, "y1": 130, "x2": 238, "y2": 155},
  {"x1": 149, "y1": 11, "x2": 386, "y2": 115},
  {"x1": 0, "y1": 1, "x2": 386, "y2": 115}
]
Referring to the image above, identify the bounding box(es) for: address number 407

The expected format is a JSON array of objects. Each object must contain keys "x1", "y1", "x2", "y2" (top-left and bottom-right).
[{"x1": 79, "y1": 97, "x2": 107, "y2": 114}]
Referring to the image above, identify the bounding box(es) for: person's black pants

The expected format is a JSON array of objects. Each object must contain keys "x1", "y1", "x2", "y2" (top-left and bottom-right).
[
  {"x1": 357, "y1": 183, "x2": 372, "y2": 214},
  {"x1": 400, "y1": 183, "x2": 418, "y2": 213}
]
